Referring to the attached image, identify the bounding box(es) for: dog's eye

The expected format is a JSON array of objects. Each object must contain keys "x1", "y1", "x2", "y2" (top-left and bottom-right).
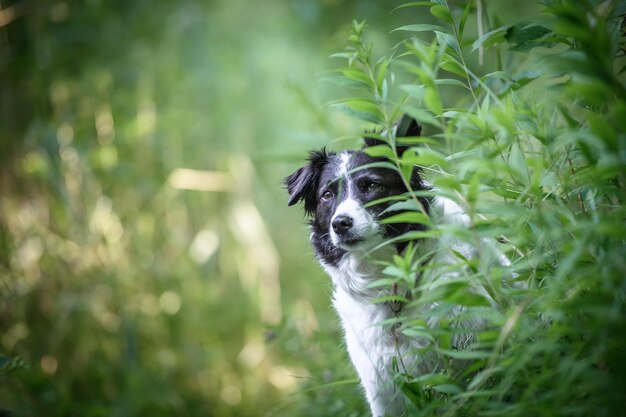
[
  {"x1": 367, "y1": 182, "x2": 383, "y2": 192},
  {"x1": 321, "y1": 190, "x2": 334, "y2": 201}
]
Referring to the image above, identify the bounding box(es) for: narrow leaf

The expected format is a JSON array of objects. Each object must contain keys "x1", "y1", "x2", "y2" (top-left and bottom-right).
[
  {"x1": 432, "y1": 384, "x2": 464, "y2": 395},
  {"x1": 403, "y1": 106, "x2": 440, "y2": 127},
  {"x1": 440, "y1": 55, "x2": 467, "y2": 78},
  {"x1": 435, "y1": 78, "x2": 469, "y2": 89},
  {"x1": 364, "y1": 145, "x2": 395, "y2": 159},
  {"x1": 381, "y1": 199, "x2": 422, "y2": 214},
  {"x1": 376, "y1": 59, "x2": 389, "y2": 94},
  {"x1": 435, "y1": 31, "x2": 460, "y2": 54},
  {"x1": 505, "y1": 23, "x2": 553, "y2": 51},
  {"x1": 341, "y1": 68, "x2": 374, "y2": 88},
  {"x1": 329, "y1": 99, "x2": 384, "y2": 124},
  {"x1": 393, "y1": 1, "x2": 437, "y2": 12},
  {"x1": 393, "y1": 24, "x2": 447, "y2": 33},
  {"x1": 472, "y1": 25, "x2": 510, "y2": 51},
  {"x1": 430, "y1": 4, "x2": 453, "y2": 25},
  {"x1": 424, "y1": 88, "x2": 444, "y2": 116},
  {"x1": 437, "y1": 348, "x2": 492, "y2": 360},
  {"x1": 380, "y1": 212, "x2": 432, "y2": 226},
  {"x1": 458, "y1": 1, "x2": 473, "y2": 38},
  {"x1": 400, "y1": 84, "x2": 426, "y2": 101}
]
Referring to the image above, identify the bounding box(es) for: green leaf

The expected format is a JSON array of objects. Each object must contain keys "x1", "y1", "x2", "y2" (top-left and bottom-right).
[
  {"x1": 402, "y1": 149, "x2": 450, "y2": 169},
  {"x1": 437, "y1": 348, "x2": 492, "y2": 360},
  {"x1": 393, "y1": 24, "x2": 448, "y2": 33},
  {"x1": 411, "y1": 373, "x2": 453, "y2": 385},
  {"x1": 451, "y1": 291, "x2": 490, "y2": 307},
  {"x1": 364, "y1": 145, "x2": 395, "y2": 159},
  {"x1": 377, "y1": 229, "x2": 442, "y2": 249},
  {"x1": 424, "y1": 88, "x2": 443, "y2": 116},
  {"x1": 399, "y1": 379, "x2": 428, "y2": 409},
  {"x1": 440, "y1": 55, "x2": 467, "y2": 78},
  {"x1": 472, "y1": 25, "x2": 510, "y2": 51},
  {"x1": 441, "y1": 110, "x2": 460, "y2": 118},
  {"x1": 432, "y1": 384, "x2": 464, "y2": 395},
  {"x1": 380, "y1": 212, "x2": 432, "y2": 226},
  {"x1": 400, "y1": 84, "x2": 426, "y2": 101},
  {"x1": 403, "y1": 106, "x2": 440, "y2": 128},
  {"x1": 401, "y1": 327, "x2": 436, "y2": 340},
  {"x1": 364, "y1": 193, "x2": 415, "y2": 208},
  {"x1": 488, "y1": 187, "x2": 521, "y2": 199},
  {"x1": 512, "y1": 70, "x2": 543, "y2": 90},
  {"x1": 430, "y1": 4, "x2": 453, "y2": 25},
  {"x1": 348, "y1": 161, "x2": 399, "y2": 175},
  {"x1": 375, "y1": 58, "x2": 389, "y2": 94},
  {"x1": 329, "y1": 98, "x2": 384, "y2": 124},
  {"x1": 467, "y1": 172, "x2": 480, "y2": 204},
  {"x1": 456, "y1": 389, "x2": 503, "y2": 399},
  {"x1": 435, "y1": 78, "x2": 468, "y2": 89},
  {"x1": 404, "y1": 38, "x2": 438, "y2": 66},
  {"x1": 341, "y1": 68, "x2": 374, "y2": 88},
  {"x1": 458, "y1": 1, "x2": 473, "y2": 38},
  {"x1": 381, "y1": 78, "x2": 389, "y2": 101},
  {"x1": 396, "y1": 136, "x2": 439, "y2": 146},
  {"x1": 482, "y1": 71, "x2": 512, "y2": 83},
  {"x1": 435, "y1": 31, "x2": 460, "y2": 54},
  {"x1": 381, "y1": 199, "x2": 423, "y2": 214},
  {"x1": 505, "y1": 23, "x2": 553, "y2": 51},
  {"x1": 508, "y1": 142, "x2": 530, "y2": 185},
  {"x1": 328, "y1": 51, "x2": 354, "y2": 60},
  {"x1": 400, "y1": 160, "x2": 414, "y2": 185},
  {"x1": 373, "y1": 293, "x2": 411, "y2": 305},
  {"x1": 392, "y1": 1, "x2": 437, "y2": 12},
  {"x1": 467, "y1": 366, "x2": 503, "y2": 390}
]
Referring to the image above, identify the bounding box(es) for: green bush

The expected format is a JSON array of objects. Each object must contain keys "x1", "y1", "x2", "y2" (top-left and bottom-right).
[{"x1": 326, "y1": 0, "x2": 626, "y2": 416}]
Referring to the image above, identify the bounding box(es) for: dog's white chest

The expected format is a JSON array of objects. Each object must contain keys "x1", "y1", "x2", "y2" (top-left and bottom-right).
[{"x1": 326, "y1": 256, "x2": 420, "y2": 417}]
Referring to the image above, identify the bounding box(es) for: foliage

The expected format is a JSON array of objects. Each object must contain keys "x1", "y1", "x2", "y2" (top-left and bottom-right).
[
  {"x1": 0, "y1": 1, "x2": 390, "y2": 416},
  {"x1": 328, "y1": 0, "x2": 626, "y2": 416}
]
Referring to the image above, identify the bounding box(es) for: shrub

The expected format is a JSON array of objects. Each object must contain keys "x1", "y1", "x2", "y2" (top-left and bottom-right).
[{"x1": 326, "y1": 1, "x2": 626, "y2": 415}]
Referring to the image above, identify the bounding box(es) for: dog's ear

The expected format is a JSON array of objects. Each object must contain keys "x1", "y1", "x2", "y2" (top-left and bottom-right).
[
  {"x1": 363, "y1": 114, "x2": 422, "y2": 156},
  {"x1": 284, "y1": 149, "x2": 328, "y2": 215}
]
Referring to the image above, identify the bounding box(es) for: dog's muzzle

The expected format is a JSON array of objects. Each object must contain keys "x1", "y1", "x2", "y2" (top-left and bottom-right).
[
  {"x1": 331, "y1": 214, "x2": 363, "y2": 246},
  {"x1": 330, "y1": 199, "x2": 380, "y2": 248},
  {"x1": 332, "y1": 214, "x2": 353, "y2": 235}
]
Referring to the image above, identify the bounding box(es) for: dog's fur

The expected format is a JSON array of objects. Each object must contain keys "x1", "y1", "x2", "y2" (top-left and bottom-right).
[{"x1": 285, "y1": 117, "x2": 505, "y2": 416}]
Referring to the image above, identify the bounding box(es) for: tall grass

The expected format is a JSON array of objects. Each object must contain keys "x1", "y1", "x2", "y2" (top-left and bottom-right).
[{"x1": 326, "y1": 0, "x2": 626, "y2": 415}]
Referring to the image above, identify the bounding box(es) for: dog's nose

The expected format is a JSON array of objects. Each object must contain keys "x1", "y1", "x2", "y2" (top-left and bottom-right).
[{"x1": 332, "y1": 215, "x2": 353, "y2": 235}]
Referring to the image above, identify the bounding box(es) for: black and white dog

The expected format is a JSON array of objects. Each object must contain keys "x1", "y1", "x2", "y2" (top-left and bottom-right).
[{"x1": 285, "y1": 116, "x2": 505, "y2": 416}]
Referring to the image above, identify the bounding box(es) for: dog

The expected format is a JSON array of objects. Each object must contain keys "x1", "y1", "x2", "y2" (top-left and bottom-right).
[{"x1": 284, "y1": 116, "x2": 507, "y2": 416}]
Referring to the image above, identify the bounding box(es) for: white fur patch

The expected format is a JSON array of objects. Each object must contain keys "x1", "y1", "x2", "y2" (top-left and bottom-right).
[
  {"x1": 338, "y1": 151, "x2": 351, "y2": 177},
  {"x1": 337, "y1": 151, "x2": 354, "y2": 197}
]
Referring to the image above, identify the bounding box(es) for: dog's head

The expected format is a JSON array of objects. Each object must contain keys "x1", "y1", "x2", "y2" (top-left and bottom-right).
[{"x1": 284, "y1": 116, "x2": 431, "y2": 267}]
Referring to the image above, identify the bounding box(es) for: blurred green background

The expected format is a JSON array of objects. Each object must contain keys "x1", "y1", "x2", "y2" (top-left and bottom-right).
[
  {"x1": 0, "y1": 1, "x2": 541, "y2": 416},
  {"x1": 0, "y1": 1, "x2": 407, "y2": 416}
]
